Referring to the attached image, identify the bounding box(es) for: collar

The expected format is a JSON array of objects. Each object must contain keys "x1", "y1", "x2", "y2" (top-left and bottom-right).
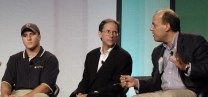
[
  {"x1": 100, "y1": 44, "x2": 116, "y2": 55},
  {"x1": 23, "y1": 46, "x2": 45, "y2": 59},
  {"x1": 163, "y1": 32, "x2": 179, "y2": 50}
]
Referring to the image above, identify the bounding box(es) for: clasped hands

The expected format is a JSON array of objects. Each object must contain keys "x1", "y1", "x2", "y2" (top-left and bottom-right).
[{"x1": 120, "y1": 75, "x2": 139, "y2": 88}]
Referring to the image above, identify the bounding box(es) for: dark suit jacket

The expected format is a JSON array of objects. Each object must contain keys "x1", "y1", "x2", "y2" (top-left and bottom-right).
[
  {"x1": 139, "y1": 33, "x2": 208, "y2": 95},
  {"x1": 76, "y1": 44, "x2": 132, "y2": 97}
]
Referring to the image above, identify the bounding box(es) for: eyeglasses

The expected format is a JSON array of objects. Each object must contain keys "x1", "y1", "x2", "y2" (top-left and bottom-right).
[{"x1": 102, "y1": 30, "x2": 119, "y2": 36}]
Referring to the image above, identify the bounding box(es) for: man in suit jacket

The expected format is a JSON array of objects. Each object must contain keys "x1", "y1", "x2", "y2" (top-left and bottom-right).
[
  {"x1": 120, "y1": 9, "x2": 208, "y2": 97},
  {"x1": 72, "y1": 19, "x2": 132, "y2": 97}
]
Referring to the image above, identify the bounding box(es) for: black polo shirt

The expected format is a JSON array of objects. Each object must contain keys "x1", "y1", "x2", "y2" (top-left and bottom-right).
[{"x1": 2, "y1": 46, "x2": 59, "y2": 92}]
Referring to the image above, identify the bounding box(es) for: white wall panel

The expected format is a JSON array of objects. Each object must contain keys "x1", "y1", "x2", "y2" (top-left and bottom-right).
[{"x1": 0, "y1": 0, "x2": 116, "y2": 96}]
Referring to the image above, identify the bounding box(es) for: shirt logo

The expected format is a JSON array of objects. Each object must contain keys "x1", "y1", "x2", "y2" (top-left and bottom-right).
[{"x1": 34, "y1": 65, "x2": 43, "y2": 69}]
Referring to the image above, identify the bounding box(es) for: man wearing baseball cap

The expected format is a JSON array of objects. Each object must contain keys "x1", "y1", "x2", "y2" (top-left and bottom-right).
[{"x1": 1, "y1": 23, "x2": 59, "y2": 97}]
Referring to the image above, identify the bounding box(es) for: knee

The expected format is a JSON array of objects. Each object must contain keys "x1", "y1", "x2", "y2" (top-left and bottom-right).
[{"x1": 33, "y1": 93, "x2": 49, "y2": 97}]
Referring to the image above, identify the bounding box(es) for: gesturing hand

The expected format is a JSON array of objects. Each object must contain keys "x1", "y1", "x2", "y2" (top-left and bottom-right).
[{"x1": 169, "y1": 52, "x2": 187, "y2": 71}]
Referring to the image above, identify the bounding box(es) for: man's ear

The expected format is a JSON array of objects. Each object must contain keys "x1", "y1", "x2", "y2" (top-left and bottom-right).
[
  {"x1": 98, "y1": 31, "x2": 102, "y2": 40},
  {"x1": 39, "y1": 34, "x2": 41, "y2": 41},
  {"x1": 165, "y1": 23, "x2": 171, "y2": 32}
]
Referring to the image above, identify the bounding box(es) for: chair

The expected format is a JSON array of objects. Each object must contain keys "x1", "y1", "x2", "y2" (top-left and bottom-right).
[
  {"x1": 198, "y1": 90, "x2": 208, "y2": 97},
  {"x1": 50, "y1": 84, "x2": 60, "y2": 97}
]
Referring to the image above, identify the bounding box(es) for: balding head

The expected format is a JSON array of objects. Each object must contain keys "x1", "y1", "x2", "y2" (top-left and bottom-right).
[{"x1": 154, "y1": 9, "x2": 180, "y2": 32}]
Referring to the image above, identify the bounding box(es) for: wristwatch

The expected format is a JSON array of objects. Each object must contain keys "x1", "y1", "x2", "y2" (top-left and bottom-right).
[{"x1": 184, "y1": 65, "x2": 190, "y2": 73}]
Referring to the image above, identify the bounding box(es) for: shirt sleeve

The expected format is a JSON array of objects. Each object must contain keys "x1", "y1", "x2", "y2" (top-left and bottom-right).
[
  {"x1": 2, "y1": 56, "x2": 16, "y2": 88},
  {"x1": 40, "y1": 54, "x2": 59, "y2": 92},
  {"x1": 134, "y1": 79, "x2": 140, "y2": 94}
]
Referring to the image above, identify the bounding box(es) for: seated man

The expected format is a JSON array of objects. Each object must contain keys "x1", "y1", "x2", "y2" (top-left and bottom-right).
[
  {"x1": 71, "y1": 19, "x2": 132, "y2": 97},
  {"x1": 1, "y1": 23, "x2": 59, "y2": 97},
  {"x1": 120, "y1": 9, "x2": 208, "y2": 97}
]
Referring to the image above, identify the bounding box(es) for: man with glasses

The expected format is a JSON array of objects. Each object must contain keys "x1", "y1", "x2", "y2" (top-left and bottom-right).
[{"x1": 70, "y1": 19, "x2": 132, "y2": 97}]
